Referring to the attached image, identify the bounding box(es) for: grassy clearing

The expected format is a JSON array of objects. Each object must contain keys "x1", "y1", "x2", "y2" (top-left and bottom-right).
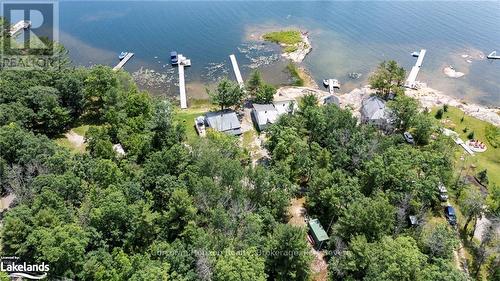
[
  {"x1": 173, "y1": 99, "x2": 213, "y2": 143},
  {"x1": 263, "y1": 30, "x2": 303, "y2": 45},
  {"x1": 286, "y1": 62, "x2": 305, "y2": 86},
  {"x1": 72, "y1": 125, "x2": 90, "y2": 136},
  {"x1": 432, "y1": 106, "x2": 500, "y2": 187}
]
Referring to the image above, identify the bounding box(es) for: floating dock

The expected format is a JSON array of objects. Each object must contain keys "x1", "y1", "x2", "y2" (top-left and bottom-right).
[
  {"x1": 405, "y1": 49, "x2": 427, "y2": 89},
  {"x1": 113, "y1": 52, "x2": 134, "y2": 71},
  {"x1": 323, "y1": 79, "x2": 340, "y2": 94},
  {"x1": 487, "y1": 51, "x2": 500, "y2": 59},
  {"x1": 229, "y1": 54, "x2": 244, "y2": 88},
  {"x1": 9, "y1": 20, "x2": 31, "y2": 36}
]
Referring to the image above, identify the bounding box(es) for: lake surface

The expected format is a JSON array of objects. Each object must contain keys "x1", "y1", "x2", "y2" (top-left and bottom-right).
[{"x1": 59, "y1": 1, "x2": 500, "y2": 106}]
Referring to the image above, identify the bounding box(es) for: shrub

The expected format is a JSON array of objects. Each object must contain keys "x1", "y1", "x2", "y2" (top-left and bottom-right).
[
  {"x1": 443, "y1": 104, "x2": 449, "y2": 112},
  {"x1": 435, "y1": 109, "x2": 444, "y2": 119},
  {"x1": 485, "y1": 124, "x2": 500, "y2": 148},
  {"x1": 477, "y1": 169, "x2": 488, "y2": 185},
  {"x1": 467, "y1": 131, "x2": 475, "y2": 140}
]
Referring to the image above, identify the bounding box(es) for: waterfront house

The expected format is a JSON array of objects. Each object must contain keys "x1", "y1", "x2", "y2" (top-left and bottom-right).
[
  {"x1": 361, "y1": 95, "x2": 393, "y2": 131},
  {"x1": 252, "y1": 104, "x2": 279, "y2": 131},
  {"x1": 205, "y1": 110, "x2": 242, "y2": 136}
]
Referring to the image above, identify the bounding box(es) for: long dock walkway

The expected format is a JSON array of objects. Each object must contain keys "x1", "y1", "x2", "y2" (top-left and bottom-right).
[
  {"x1": 178, "y1": 63, "x2": 187, "y2": 109},
  {"x1": 9, "y1": 20, "x2": 31, "y2": 36},
  {"x1": 113, "y1": 53, "x2": 134, "y2": 71},
  {"x1": 405, "y1": 49, "x2": 426, "y2": 89},
  {"x1": 229, "y1": 54, "x2": 244, "y2": 88}
]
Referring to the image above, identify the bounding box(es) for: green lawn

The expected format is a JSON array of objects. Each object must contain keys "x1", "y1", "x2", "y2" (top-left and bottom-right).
[
  {"x1": 72, "y1": 125, "x2": 90, "y2": 136},
  {"x1": 173, "y1": 99, "x2": 213, "y2": 143},
  {"x1": 432, "y1": 106, "x2": 500, "y2": 187},
  {"x1": 263, "y1": 30, "x2": 303, "y2": 45},
  {"x1": 54, "y1": 125, "x2": 90, "y2": 154}
]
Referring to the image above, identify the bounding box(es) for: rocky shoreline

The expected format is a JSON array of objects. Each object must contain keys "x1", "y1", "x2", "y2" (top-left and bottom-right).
[{"x1": 281, "y1": 32, "x2": 312, "y2": 63}]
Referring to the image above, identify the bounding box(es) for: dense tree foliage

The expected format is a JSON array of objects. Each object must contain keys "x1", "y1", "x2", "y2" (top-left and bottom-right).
[
  {"x1": 368, "y1": 60, "x2": 406, "y2": 98},
  {"x1": 265, "y1": 98, "x2": 464, "y2": 280},
  {"x1": 207, "y1": 78, "x2": 245, "y2": 110},
  {"x1": 0, "y1": 60, "x2": 300, "y2": 280}
]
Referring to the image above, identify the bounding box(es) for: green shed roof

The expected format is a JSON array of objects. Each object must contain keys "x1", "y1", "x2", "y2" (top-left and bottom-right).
[{"x1": 308, "y1": 218, "x2": 329, "y2": 242}]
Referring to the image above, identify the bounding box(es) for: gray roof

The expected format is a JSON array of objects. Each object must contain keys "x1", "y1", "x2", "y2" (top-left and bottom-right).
[
  {"x1": 361, "y1": 96, "x2": 389, "y2": 120},
  {"x1": 205, "y1": 110, "x2": 241, "y2": 134},
  {"x1": 252, "y1": 104, "x2": 279, "y2": 127},
  {"x1": 323, "y1": 95, "x2": 340, "y2": 106}
]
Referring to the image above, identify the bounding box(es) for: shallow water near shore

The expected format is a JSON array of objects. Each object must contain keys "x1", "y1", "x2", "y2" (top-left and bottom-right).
[{"x1": 59, "y1": 1, "x2": 500, "y2": 106}]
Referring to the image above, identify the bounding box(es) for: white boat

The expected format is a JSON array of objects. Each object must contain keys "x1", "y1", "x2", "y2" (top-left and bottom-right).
[
  {"x1": 194, "y1": 116, "x2": 206, "y2": 137},
  {"x1": 411, "y1": 51, "x2": 420, "y2": 57}
]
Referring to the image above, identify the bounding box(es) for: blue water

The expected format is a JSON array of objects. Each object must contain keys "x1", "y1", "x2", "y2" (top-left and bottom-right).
[{"x1": 59, "y1": 1, "x2": 500, "y2": 106}]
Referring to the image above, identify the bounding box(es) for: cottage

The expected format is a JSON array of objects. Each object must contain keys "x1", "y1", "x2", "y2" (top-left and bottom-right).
[
  {"x1": 360, "y1": 96, "x2": 393, "y2": 130},
  {"x1": 308, "y1": 218, "x2": 329, "y2": 250},
  {"x1": 252, "y1": 104, "x2": 279, "y2": 131},
  {"x1": 273, "y1": 99, "x2": 296, "y2": 115},
  {"x1": 205, "y1": 110, "x2": 242, "y2": 136}
]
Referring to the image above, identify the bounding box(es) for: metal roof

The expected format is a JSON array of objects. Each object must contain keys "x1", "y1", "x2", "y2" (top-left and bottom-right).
[
  {"x1": 253, "y1": 104, "x2": 279, "y2": 126},
  {"x1": 205, "y1": 110, "x2": 241, "y2": 134},
  {"x1": 361, "y1": 95, "x2": 388, "y2": 120},
  {"x1": 308, "y1": 218, "x2": 329, "y2": 242}
]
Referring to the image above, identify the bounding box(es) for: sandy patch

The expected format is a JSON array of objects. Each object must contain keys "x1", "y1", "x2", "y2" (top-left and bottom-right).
[
  {"x1": 288, "y1": 197, "x2": 307, "y2": 227},
  {"x1": 65, "y1": 130, "x2": 85, "y2": 148},
  {"x1": 276, "y1": 86, "x2": 330, "y2": 102}
]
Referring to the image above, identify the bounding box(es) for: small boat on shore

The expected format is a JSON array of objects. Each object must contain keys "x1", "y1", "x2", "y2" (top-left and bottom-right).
[{"x1": 118, "y1": 52, "x2": 128, "y2": 60}]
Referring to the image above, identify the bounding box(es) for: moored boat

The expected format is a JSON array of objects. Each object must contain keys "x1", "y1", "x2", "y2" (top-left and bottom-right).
[{"x1": 118, "y1": 52, "x2": 128, "y2": 60}]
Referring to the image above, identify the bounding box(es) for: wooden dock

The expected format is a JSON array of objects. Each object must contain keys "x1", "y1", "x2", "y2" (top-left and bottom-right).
[
  {"x1": 113, "y1": 53, "x2": 134, "y2": 71},
  {"x1": 9, "y1": 20, "x2": 31, "y2": 37},
  {"x1": 405, "y1": 49, "x2": 427, "y2": 89},
  {"x1": 229, "y1": 54, "x2": 244, "y2": 88},
  {"x1": 178, "y1": 63, "x2": 187, "y2": 109}
]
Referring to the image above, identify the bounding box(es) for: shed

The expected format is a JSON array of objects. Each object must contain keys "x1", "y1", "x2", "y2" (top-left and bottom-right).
[
  {"x1": 205, "y1": 110, "x2": 242, "y2": 136},
  {"x1": 308, "y1": 218, "x2": 329, "y2": 249},
  {"x1": 252, "y1": 104, "x2": 279, "y2": 131}
]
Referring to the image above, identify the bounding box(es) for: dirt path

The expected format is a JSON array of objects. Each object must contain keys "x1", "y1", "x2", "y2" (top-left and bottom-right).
[
  {"x1": 453, "y1": 243, "x2": 469, "y2": 274},
  {"x1": 288, "y1": 197, "x2": 329, "y2": 281}
]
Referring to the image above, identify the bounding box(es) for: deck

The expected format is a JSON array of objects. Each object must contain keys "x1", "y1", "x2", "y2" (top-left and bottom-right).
[
  {"x1": 113, "y1": 53, "x2": 134, "y2": 71},
  {"x1": 229, "y1": 54, "x2": 244, "y2": 88},
  {"x1": 405, "y1": 49, "x2": 426, "y2": 89}
]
